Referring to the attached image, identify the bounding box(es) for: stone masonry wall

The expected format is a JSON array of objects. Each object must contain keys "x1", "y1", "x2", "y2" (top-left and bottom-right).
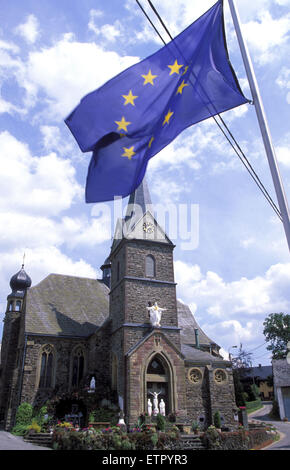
[{"x1": 209, "y1": 366, "x2": 237, "y2": 426}]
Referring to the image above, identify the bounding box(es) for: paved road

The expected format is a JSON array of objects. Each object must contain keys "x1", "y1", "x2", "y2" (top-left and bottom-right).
[
  {"x1": 0, "y1": 431, "x2": 50, "y2": 450},
  {"x1": 249, "y1": 401, "x2": 290, "y2": 450}
]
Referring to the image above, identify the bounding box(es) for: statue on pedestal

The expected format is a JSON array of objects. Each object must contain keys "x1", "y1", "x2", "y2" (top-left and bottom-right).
[
  {"x1": 159, "y1": 399, "x2": 166, "y2": 416},
  {"x1": 147, "y1": 398, "x2": 152, "y2": 417},
  {"x1": 147, "y1": 302, "x2": 167, "y2": 327},
  {"x1": 90, "y1": 376, "x2": 96, "y2": 390}
]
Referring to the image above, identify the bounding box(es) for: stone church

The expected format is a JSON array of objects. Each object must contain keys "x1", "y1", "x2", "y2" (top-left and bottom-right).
[{"x1": 0, "y1": 179, "x2": 237, "y2": 430}]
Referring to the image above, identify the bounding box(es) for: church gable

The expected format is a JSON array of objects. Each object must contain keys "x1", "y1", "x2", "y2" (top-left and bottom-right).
[
  {"x1": 126, "y1": 331, "x2": 187, "y2": 424},
  {"x1": 125, "y1": 211, "x2": 173, "y2": 245}
]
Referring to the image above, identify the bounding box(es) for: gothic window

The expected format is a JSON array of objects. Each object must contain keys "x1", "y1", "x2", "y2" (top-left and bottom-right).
[
  {"x1": 8, "y1": 301, "x2": 13, "y2": 311},
  {"x1": 15, "y1": 300, "x2": 21, "y2": 311},
  {"x1": 72, "y1": 347, "x2": 85, "y2": 387},
  {"x1": 145, "y1": 255, "x2": 155, "y2": 278},
  {"x1": 39, "y1": 345, "x2": 54, "y2": 388},
  {"x1": 147, "y1": 356, "x2": 165, "y2": 375}
]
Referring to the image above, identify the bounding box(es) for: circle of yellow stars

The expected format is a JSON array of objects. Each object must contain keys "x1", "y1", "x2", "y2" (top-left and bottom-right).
[{"x1": 116, "y1": 59, "x2": 189, "y2": 161}]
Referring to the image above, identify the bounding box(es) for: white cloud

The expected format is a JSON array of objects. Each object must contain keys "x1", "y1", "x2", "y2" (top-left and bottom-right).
[
  {"x1": 20, "y1": 35, "x2": 139, "y2": 120},
  {"x1": 276, "y1": 146, "x2": 290, "y2": 168},
  {"x1": 14, "y1": 14, "x2": 40, "y2": 44},
  {"x1": 0, "y1": 131, "x2": 82, "y2": 215},
  {"x1": 175, "y1": 259, "x2": 290, "y2": 320},
  {"x1": 242, "y1": 11, "x2": 290, "y2": 64},
  {"x1": 276, "y1": 67, "x2": 290, "y2": 105}
]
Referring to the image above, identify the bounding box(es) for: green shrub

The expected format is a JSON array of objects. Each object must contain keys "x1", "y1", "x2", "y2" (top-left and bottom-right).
[
  {"x1": 156, "y1": 413, "x2": 166, "y2": 431},
  {"x1": 89, "y1": 407, "x2": 119, "y2": 426},
  {"x1": 269, "y1": 399, "x2": 280, "y2": 419},
  {"x1": 11, "y1": 423, "x2": 29, "y2": 436},
  {"x1": 213, "y1": 411, "x2": 221, "y2": 429},
  {"x1": 15, "y1": 402, "x2": 33, "y2": 426}
]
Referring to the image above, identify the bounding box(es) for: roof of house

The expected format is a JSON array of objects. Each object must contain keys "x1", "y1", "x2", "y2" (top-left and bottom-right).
[
  {"x1": 240, "y1": 365, "x2": 273, "y2": 380},
  {"x1": 25, "y1": 274, "x2": 109, "y2": 337}
]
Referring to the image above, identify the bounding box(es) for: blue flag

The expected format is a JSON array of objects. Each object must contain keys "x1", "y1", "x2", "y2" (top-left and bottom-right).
[{"x1": 65, "y1": 0, "x2": 248, "y2": 203}]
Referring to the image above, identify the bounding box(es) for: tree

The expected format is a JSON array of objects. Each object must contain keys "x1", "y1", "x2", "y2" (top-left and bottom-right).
[
  {"x1": 231, "y1": 344, "x2": 253, "y2": 371},
  {"x1": 263, "y1": 313, "x2": 290, "y2": 359},
  {"x1": 231, "y1": 344, "x2": 253, "y2": 407}
]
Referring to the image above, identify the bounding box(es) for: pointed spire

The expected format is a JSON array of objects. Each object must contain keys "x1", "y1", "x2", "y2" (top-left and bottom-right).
[{"x1": 125, "y1": 176, "x2": 153, "y2": 222}]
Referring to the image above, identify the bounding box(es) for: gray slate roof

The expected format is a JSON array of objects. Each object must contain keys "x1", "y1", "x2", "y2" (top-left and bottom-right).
[
  {"x1": 241, "y1": 365, "x2": 273, "y2": 380},
  {"x1": 25, "y1": 274, "x2": 109, "y2": 337},
  {"x1": 177, "y1": 300, "x2": 219, "y2": 348},
  {"x1": 181, "y1": 344, "x2": 226, "y2": 364}
]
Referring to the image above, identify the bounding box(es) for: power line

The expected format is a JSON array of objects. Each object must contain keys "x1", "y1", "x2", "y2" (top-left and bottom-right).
[{"x1": 135, "y1": 0, "x2": 282, "y2": 221}]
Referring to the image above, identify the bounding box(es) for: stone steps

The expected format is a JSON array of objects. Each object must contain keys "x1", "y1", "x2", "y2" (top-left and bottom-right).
[
  {"x1": 180, "y1": 434, "x2": 205, "y2": 450},
  {"x1": 24, "y1": 432, "x2": 53, "y2": 448}
]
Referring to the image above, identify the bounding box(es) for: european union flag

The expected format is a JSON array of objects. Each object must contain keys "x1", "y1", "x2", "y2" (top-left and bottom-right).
[{"x1": 65, "y1": 0, "x2": 248, "y2": 203}]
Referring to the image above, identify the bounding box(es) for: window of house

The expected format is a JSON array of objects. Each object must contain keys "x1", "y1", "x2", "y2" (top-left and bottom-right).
[
  {"x1": 39, "y1": 345, "x2": 54, "y2": 388},
  {"x1": 145, "y1": 255, "x2": 155, "y2": 278},
  {"x1": 72, "y1": 347, "x2": 85, "y2": 387}
]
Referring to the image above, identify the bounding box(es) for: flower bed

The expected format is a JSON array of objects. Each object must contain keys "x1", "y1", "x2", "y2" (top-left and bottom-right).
[
  {"x1": 51, "y1": 424, "x2": 181, "y2": 450},
  {"x1": 201, "y1": 425, "x2": 279, "y2": 450}
]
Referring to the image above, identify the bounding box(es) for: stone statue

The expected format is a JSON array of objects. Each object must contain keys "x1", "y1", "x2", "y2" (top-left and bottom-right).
[
  {"x1": 147, "y1": 398, "x2": 152, "y2": 416},
  {"x1": 149, "y1": 391, "x2": 161, "y2": 416},
  {"x1": 159, "y1": 399, "x2": 166, "y2": 416},
  {"x1": 147, "y1": 302, "x2": 167, "y2": 327},
  {"x1": 90, "y1": 376, "x2": 96, "y2": 390}
]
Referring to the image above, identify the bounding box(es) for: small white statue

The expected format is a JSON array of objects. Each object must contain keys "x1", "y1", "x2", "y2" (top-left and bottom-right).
[
  {"x1": 159, "y1": 399, "x2": 166, "y2": 416},
  {"x1": 90, "y1": 376, "x2": 96, "y2": 390},
  {"x1": 149, "y1": 391, "x2": 161, "y2": 416},
  {"x1": 147, "y1": 302, "x2": 167, "y2": 327},
  {"x1": 147, "y1": 398, "x2": 152, "y2": 416}
]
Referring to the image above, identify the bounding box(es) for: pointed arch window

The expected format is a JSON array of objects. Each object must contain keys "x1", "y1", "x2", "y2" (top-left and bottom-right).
[
  {"x1": 39, "y1": 345, "x2": 54, "y2": 388},
  {"x1": 72, "y1": 347, "x2": 85, "y2": 387},
  {"x1": 145, "y1": 255, "x2": 155, "y2": 278}
]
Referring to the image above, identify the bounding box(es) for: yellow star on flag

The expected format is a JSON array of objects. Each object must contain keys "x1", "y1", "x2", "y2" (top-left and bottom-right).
[
  {"x1": 176, "y1": 80, "x2": 189, "y2": 95},
  {"x1": 163, "y1": 109, "x2": 174, "y2": 126},
  {"x1": 141, "y1": 69, "x2": 157, "y2": 85},
  {"x1": 168, "y1": 59, "x2": 183, "y2": 76},
  {"x1": 122, "y1": 146, "x2": 136, "y2": 160},
  {"x1": 115, "y1": 116, "x2": 131, "y2": 132},
  {"x1": 148, "y1": 136, "x2": 154, "y2": 148},
  {"x1": 122, "y1": 90, "x2": 138, "y2": 106}
]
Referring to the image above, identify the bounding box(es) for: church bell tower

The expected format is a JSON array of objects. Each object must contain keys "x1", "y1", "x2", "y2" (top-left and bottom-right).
[{"x1": 108, "y1": 177, "x2": 183, "y2": 423}]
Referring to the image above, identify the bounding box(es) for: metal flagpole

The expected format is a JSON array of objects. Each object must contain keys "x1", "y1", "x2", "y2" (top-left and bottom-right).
[{"x1": 228, "y1": 0, "x2": 290, "y2": 252}]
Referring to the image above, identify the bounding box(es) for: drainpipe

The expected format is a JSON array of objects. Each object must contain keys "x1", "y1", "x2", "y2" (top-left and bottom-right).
[{"x1": 194, "y1": 329, "x2": 199, "y2": 349}]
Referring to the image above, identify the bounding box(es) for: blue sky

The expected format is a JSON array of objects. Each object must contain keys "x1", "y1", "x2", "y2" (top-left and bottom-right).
[{"x1": 0, "y1": 0, "x2": 289, "y2": 365}]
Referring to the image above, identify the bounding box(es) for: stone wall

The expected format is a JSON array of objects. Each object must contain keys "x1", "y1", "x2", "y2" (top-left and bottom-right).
[
  {"x1": 209, "y1": 366, "x2": 237, "y2": 426},
  {"x1": 185, "y1": 365, "x2": 211, "y2": 428}
]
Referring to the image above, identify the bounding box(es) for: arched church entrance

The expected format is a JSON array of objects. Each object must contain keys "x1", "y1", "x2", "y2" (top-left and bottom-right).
[{"x1": 145, "y1": 354, "x2": 172, "y2": 416}]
